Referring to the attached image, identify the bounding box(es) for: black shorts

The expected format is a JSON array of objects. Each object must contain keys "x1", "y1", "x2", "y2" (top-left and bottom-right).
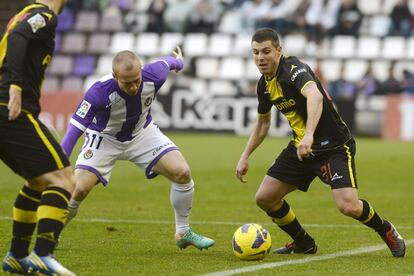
[
  {"x1": 267, "y1": 139, "x2": 357, "y2": 192},
  {"x1": 0, "y1": 106, "x2": 70, "y2": 179}
]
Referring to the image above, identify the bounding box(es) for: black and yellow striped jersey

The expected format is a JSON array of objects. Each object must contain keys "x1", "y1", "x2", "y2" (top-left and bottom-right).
[
  {"x1": 0, "y1": 3, "x2": 57, "y2": 116},
  {"x1": 257, "y1": 55, "x2": 352, "y2": 151}
]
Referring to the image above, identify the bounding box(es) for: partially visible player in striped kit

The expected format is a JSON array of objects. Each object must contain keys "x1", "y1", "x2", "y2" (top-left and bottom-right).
[
  {"x1": 0, "y1": 0, "x2": 76, "y2": 275},
  {"x1": 60, "y1": 47, "x2": 215, "y2": 251}
]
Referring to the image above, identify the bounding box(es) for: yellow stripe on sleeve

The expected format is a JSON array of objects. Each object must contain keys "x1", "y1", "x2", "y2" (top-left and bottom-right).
[
  {"x1": 257, "y1": 112, "x2": 271, "y2": 117},
  {"x1": 300, "y1": 80, "x2": 316, "y2": 95},
  {"x1": 10, "y1": 84, "x2": 22, "y2": 92}
]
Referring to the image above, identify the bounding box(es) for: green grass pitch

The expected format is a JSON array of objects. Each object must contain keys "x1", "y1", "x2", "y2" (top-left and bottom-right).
[{"x1": 0, "y1": 133, "x2": 413, "y2": 275}]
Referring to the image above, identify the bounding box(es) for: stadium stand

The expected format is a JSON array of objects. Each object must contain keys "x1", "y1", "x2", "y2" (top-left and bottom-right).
[
  {"x1": 87, "y1": 33, "x2": 111, "y2": 54},
  {"x1": 74, "y1": 10, "x2": 99, "y2": 32},
  {"x1": 110, "y1": 32, "x2": 135, "y2": 53},
  {"x1": 135, "y1": 32, "x2": 160, "y2": 56},
  {"x1": 160, "y1": 32, "x2": 184, "y2": 55},
  {"x1": 5, "y1": 0, "x2": 405, "y2": 95},
  {"x1": 1, "y1": 0, "x2": 414, "y2": 138}
]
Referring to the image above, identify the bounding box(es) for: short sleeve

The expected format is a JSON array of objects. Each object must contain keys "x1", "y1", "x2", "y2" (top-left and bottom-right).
[
  {"x1": 13, "y1": 11, "x2": 56, "y2": 41},
  {"x1": 142, "y1": 61, "x2": 170, "y2": 90},
  {"x1": 288, "y1": 59, "x2": 316, "y2": 94},
  {"x1": 6, "y1": 11, "x2": 56, "y2": 88},
  {"x1": 257, "y1": 77, "x2": 272, "y2": 114},
  {"x1": 70, "y1": 84, "x2": 101, "y2": 130}
]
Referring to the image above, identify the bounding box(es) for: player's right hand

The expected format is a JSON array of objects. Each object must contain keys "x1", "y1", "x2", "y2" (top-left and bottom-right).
[
  {"x1": 296, "y1": 133, "x2": 314, "y2": 161},
  {"x1": 235, "y1": 157, "x2": 248, "y2": 183},
  {"x1": 8, "y1": 85, "x2": 22, "y2": 121},
  {"x1": 172, "y1": 46, "x2": 184, "y2": 73},
  {"x1": 173, "y1": 46, "x2": 183, "y2": 61}
]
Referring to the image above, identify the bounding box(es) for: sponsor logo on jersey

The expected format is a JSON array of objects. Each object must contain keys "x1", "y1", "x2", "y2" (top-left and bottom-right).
[
  {"x1": 275, "y1": 98, "x2": 296, "y2": 111},
  {"x1": 145, "y1": 97, "x2": 153, "y2": 106},
  {"x1": 290, "y1": 64, "x2": 297, "y2": 73},
  {"x1": 76, "y1": 100, "x2": 91, "y2": 118},
  {"x1": 291, "y1": 68, "x2": 307, "y2": 82},
  {"x1": 27, "y1": 13, "x2": 46, "y2": 33},
  {"x1": 83, "y1": 149, "x2": 93, "y2": 159}
]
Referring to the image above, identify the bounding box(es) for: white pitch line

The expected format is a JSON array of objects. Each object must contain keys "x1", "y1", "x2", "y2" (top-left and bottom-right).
[
  {"x1": 0, "y1": 216, "x2": 413, "y2": 230},
  {"x1": 203, "y1": 239, "x2": 414, "y2": 276}
]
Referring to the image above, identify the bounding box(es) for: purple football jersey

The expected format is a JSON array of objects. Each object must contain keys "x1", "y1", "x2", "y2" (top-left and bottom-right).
[{"x1": 69, "y1": 57, "x2": 182, "y2": 142}]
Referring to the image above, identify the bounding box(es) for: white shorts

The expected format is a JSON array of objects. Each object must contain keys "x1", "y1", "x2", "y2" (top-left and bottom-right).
[{"x1": 75, "y1": 122, "x2": 179, "y2": 185}]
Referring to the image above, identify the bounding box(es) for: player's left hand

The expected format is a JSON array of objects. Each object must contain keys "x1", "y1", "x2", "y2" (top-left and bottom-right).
[
  {"x1": 8, "y1": 86, "x2": 22, "y2": 121},
  {"x1": 297, "y1": 133, "x2": 314, "y2": 161}
]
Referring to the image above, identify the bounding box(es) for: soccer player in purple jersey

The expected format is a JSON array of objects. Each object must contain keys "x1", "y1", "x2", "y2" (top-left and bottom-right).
[{"x1": 60, "y1": 47, "x2": 214, "y2": 250}]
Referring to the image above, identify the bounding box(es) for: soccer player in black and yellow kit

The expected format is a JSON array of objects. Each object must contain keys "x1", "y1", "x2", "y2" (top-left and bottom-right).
[
  {"x1": 0, "y1": 1, "x2": 76, "y2": 275},
  {"x1": 235, "y1": 28, "x2": 405, "y2": 257}
]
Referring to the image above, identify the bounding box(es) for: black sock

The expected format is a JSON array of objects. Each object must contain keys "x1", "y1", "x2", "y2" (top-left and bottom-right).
[
  {"x1": 267, "y1": 200, "x2": 314, "y2": 246},
  {"x1": 358, "y1": 199, "x2": 388, "y2": 236},
  {"x1": 10, "y1": 186, "x2": 42, "y2": 258},
  {"x1": 34, "y1": 187, "x2": 71, "y2": 256}
]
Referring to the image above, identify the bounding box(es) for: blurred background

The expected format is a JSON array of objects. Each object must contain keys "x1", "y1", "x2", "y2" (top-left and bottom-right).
[{"x1": 1, "y1": 0, "x2": 414, "y2": 140}]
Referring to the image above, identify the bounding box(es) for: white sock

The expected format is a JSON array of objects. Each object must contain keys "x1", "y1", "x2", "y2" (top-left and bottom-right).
[
  {"x1": 67, "y1": 199, "x2": 81, "y2": 225},
  {"x1": 170, "y1": 180, "x2": 194, "y2": 235}
]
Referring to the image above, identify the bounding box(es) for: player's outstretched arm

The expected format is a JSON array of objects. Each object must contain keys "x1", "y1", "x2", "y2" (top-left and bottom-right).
[{"x1": 60, "y1": 124, "x2": 84, "y2": 157}]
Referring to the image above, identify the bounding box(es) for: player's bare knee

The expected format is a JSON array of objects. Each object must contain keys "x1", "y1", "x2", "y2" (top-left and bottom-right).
[
  {"x1": 171, "y1": 167, "x2": 192, "y2": 184},
  {"x1": 27, "y1": 167, "x2": 74, "y2": 193},
  {"x1": 337, "y1": 203, "x2": 360, "y2": 218},
  {"x1": 255, "y1": 193, "x2": 272, "y2": 211},
  {"x1": 26, "y1": 179, "x2": 48, "y2": 191},
  {"x1": 57, "y1": 168, "x2": 76, "y2": 193}
]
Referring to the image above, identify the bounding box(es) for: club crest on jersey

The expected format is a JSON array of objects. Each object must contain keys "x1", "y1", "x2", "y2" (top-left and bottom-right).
[
  {"x1": 83, "y1": 149, "x2": 93, "y2": 159},
  {"x1": 144, "y1": 97, "x2": 153, "y2": 106},
  {"x1": 76, "y1": 100, "x2": 91, "y2": 118},
  {"x1": 27, "y1": 13, "x2": 46, "y2": 33}
]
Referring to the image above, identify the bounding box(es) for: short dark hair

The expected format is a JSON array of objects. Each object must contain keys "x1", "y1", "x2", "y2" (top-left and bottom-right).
[{"x1": 252, "y1": 28, "x2": 281, "y2": 48}]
